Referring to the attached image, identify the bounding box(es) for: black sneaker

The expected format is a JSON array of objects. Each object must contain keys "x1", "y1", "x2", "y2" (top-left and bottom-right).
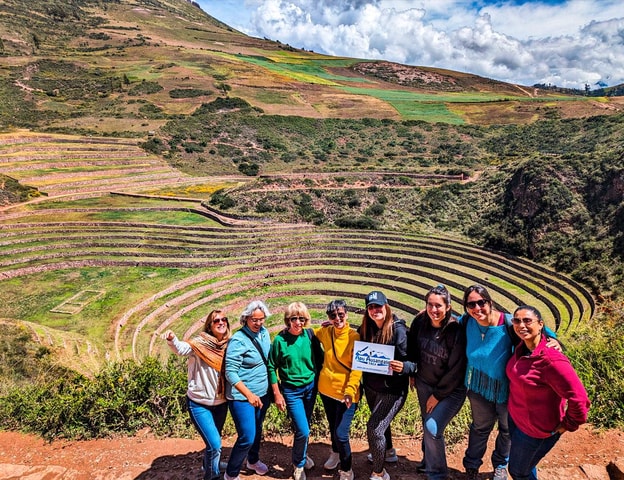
[
  {"x1": 465, "y1": 469, "x2": 479, "y2": 480},
  {"x1": 414, "y1": 460, "x2": 425, "y2": 474}
]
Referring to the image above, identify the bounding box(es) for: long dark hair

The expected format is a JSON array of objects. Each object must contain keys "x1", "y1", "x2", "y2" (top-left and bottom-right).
[
  {"x1": 360, "y1": 304, "x2": 394, "y2": 345},
  {"x1": 462, "y1": 284, "x2": 493, "y2": 312},
  {"x1": 426, "y1": 284, "x2": 453, "y2": 325}
]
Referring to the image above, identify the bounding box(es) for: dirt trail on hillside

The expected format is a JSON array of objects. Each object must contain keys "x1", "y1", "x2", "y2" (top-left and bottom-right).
[{"x1": 1, "y1": 425, "x2": 622, "y2": 479}]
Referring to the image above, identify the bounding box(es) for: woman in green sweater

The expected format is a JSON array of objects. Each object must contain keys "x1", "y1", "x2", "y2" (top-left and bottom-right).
[{"x1": 268, "y1": 302, "x2": 321, "y2": 480}]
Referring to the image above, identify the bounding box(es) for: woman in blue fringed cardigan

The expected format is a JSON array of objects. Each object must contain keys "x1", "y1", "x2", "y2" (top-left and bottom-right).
[{"x1": 460, "y1": 285, "x2": 560, "y2": 480}]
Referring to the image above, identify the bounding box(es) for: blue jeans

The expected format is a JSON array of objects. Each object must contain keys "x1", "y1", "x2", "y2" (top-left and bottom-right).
[
  {"x1": 508, "y1": 415, "x2": 561, "y2": 480},
  {"x1": 321, "y1": 393, "x2": 358, "y2": 471},
  {"x1": 415, "y1": 377, "x2": 467, "y2": 480},
  {"x1": 283, "y1": 381, "x2": 317, "y2": 467},
  {"x1": 227, "y1": 394, "x2": 270, "y2": 476},
  {"x1": 463, "y1": 390, "x2": 510, "y2": 471},
  {"x1": 187, "y1": 398, "x2": 229, "y2": 480}
]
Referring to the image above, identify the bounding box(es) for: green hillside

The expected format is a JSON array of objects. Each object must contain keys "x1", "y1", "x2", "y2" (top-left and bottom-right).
[
  {"x1": 1, "y1": 0, "x2": 621, "y2": 133},
  {"x1": 0, "y1": 0, "x2": 623, "y2": 436}
]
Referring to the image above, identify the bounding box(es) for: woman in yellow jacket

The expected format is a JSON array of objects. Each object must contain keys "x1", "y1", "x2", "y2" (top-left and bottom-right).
[{"x1": 316, "y1": 299, "x2": 363, "y2": 480}]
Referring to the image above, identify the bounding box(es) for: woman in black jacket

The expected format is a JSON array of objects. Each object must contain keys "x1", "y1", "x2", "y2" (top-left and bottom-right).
[
  {"x1": 359, "y1": 290, "x2": 415, "y2": 480},
  {"x1": 407, "y1": 285, "x2": 467, "y2": 480}
]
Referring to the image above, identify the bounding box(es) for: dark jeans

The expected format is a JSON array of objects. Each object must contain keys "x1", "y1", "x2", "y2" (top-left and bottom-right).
[
  {"x1": 321, "y1": 393, "x2": 358, "y2": 471},
  {"x1": 508, "y1": 415, "x2": 561, "y2": 480},
  {"x1": 463, "y1": 390, "x2": 510, "y2": 471}
]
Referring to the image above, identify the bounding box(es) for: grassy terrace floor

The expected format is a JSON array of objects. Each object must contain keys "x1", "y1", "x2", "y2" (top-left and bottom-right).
[
  {"x1": 0, "y1": 195, "x2": 593, "y2": 372},
  {"x1": 0, "y1": 132, "x2": 595, "y2": 374}
]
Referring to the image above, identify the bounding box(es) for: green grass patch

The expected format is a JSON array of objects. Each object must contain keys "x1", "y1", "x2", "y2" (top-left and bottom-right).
[
  {"x1": 223, "y1": 53, "x2": 366, "y2": 85},
  {"x1": 0, "y1": 209, "x2": 217, "y2": 225},
  {"x1": 0, "y1": 267, "x2": 200, "y2": 346},
  {"x1": 141, "y1": 182, "x2": 245, "y2": 199},
  {"x1": 24, "y1": 195, "x2": 201, "y2": 210}
]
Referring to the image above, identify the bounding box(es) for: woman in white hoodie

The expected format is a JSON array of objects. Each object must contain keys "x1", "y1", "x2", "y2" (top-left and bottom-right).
[{"x1": 164, "y1": 310, "x2": 231, "y2": 480}]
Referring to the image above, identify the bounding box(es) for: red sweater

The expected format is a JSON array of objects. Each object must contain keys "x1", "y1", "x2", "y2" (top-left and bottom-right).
[{"x1": 506, "y1": 335, "x2": 590, "y2": 438}]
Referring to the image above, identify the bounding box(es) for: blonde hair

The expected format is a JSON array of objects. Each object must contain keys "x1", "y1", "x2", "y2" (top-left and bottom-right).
[{"x1": 283, "y1": 301, "x2": 311, "y2": 328}]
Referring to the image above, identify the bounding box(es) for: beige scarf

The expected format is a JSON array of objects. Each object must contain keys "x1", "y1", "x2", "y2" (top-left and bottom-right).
[{"x1": 188, "y1": 331, "x2": 230, "y2": 395}]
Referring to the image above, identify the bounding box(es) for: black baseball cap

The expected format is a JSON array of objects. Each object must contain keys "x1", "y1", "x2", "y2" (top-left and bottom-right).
[{"x1": 365, "y1": 290, "x2": 388, "y2": 307}]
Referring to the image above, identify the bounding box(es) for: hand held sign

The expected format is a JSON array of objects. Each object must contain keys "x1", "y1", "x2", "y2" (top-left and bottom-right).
[{"x1": 352, "y1": 340, "x2": 394, "y2": 375}]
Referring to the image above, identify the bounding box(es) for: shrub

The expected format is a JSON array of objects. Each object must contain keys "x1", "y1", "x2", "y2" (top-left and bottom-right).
[
  {"x1": 169, "y1": 88, "x2": 212, "y2": 98},
  {"x1": 128, "y1": 80, "x2": 163, "y2": 96},
  {"x1": 238, "y1": 162, "x2": 259, "y2": 176},
  {"x1": 255, "y1": 199, "x2": 273, "y2": 213},
  {"x1": 183, "y1": 142, "x2": 204, "y2": 153},
  {"x1": 0, "y1": 357, "x2": 189, "y2": 440},
  {"x1": 296, "y1": 193, "x2": 325, "y2": 224},
  {"x1": 334, "y1": 216, "x2": 379, "y2": 230},
  {"x1": 565, "y1": 307, "x2": 624, "y2": 428},
  {"x1": 210, "y1": 189, "x2": 236, "y2": 210},
  {"x1": 193, "y1": 97, "x2": 252, "y2": 115},
  {"x1": 365, "y1": 202, "x2": 385, "y2": 216}
]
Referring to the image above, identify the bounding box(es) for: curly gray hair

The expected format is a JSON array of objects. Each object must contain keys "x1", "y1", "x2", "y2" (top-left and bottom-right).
[{"x1": 239, "y1": 300, "x2": 271, "y2": 326}]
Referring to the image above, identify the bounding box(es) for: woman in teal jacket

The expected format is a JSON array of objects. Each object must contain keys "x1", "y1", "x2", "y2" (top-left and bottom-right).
[{"x1": 224, "y1": 300, "x2": 272, "y2": 480}]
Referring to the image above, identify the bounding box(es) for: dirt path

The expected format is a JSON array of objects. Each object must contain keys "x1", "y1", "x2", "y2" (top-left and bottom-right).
[{"x1": 1, "y1": 425, "x2": 622, "y2": 480}]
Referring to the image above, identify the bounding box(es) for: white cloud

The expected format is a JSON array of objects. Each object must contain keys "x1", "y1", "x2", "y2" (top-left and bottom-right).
[{"x1": 199, "y1": 0, "x2": 624, "y2": 89}]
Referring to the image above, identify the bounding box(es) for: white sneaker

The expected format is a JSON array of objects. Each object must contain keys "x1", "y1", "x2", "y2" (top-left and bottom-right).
[
  {"x1": 493, "y1": 466, "x2": 508, "y2": 480},
  {"x1": 367, "y1": 448, "x2": 398, "y2": 463},
  {"x1": 293, "y1": 466, "x2": 306, "y2": 480},
  {"x1": 305, "y1": 455, "x2": 315, "y2": 469},
  {"x1": 369, "y1": 469, "x2": 390, "y2": 480},
  {"x1": 339, "y1": 469, "x2": 354, "y2": 480},
  {"x1": 324, "y1": 451, "x2": 340, "y2": 470},
  {"x1": 224, "y1": 473, "x2": 240, "y2": 480},
  {"x1": 247, "y1": 460, "x2": 269, "y2": 475}
]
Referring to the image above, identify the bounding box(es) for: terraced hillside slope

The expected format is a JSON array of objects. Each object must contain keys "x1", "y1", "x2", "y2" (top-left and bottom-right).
[
  {"x1": 0, "y1": 133, "x2": 594, "y2": 375},
  {"x1": 0, "y1": 131, "x2": 216, "y2": 197}
]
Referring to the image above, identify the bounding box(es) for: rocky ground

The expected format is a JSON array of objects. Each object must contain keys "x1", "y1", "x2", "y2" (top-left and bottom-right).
[{"x1": 1, "y1": 424, "x2": 623, "y2": 480}]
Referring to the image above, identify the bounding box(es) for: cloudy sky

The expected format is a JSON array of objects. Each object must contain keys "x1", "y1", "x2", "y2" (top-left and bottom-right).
[{"x1": 196, "y1": 0, "x2": 624, "y2": 89}]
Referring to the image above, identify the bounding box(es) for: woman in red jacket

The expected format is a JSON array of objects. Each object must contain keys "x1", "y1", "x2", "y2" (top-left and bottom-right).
[{"x1": 505, "y1": 305, "x2": 590, "y2": 480}]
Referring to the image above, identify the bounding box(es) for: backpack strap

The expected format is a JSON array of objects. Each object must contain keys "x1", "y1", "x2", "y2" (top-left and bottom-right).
[
  {"x1": 330, "y1": 328, "x2": 352, "y2": 373},
  {"x1": 239, "y1": 328, "x2": 268, "y2": 364},
  {"x1": 503, "y1": 312, "x2": 515, "y2": 339}
]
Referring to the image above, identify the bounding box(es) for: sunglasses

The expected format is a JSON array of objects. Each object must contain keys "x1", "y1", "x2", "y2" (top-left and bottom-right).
[
  {"x1": 511, "y1": 317, "x2": 538, "y2": 325},
  {"x1": 466, "y1": 299, "x2": 488, "y2": 309},
  {"x1": 289, "y1": 316, "x2": 307, "y2": 323},
  {"x1": 367, "y1": 304, "x2": 385, "y2": 310},
  {"x1": 212, "y1": 317, "x2": 228, "y2": 324},
  {"x1": 328, "y1": 312, "x2": 346, "y2": 320},
  {"x1": 248, "y1": 316, "x2": 266, "y2": 323}
]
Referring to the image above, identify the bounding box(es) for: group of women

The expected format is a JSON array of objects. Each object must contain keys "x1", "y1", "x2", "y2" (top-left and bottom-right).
[{"x1": 164, "y1": 284, "x2": 590, "y2": 480}]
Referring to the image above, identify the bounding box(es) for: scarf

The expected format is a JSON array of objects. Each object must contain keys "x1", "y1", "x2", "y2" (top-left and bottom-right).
[{"x1": 188, "y1": 331, "x2": 230, "y2": 396}]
